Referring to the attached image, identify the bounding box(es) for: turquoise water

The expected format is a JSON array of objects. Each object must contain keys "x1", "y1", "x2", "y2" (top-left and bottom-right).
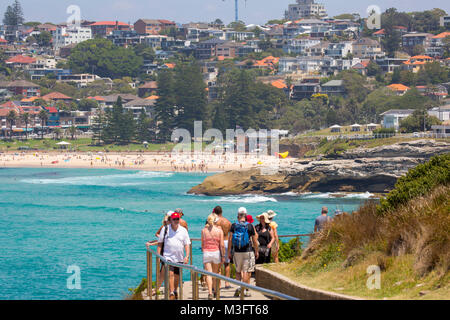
[{"x1": 0, "y1": 168, "x2": 369, "y2": 300}]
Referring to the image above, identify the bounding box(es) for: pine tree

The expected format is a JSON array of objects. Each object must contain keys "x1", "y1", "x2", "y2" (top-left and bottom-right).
[
  {"x1": 154, "y1": 70, "x2": 176, "y2": 143},
  {"x1": 120, "y1": 110, "x2": 135, "y2": 145},
  {"x1": 3, "y1": 1, "x2": 24, "y2": 26},
  {"x1": 136, "y1": 109, "x2": 151, "y2": 143},
  {"x1": 174, "y1": 60, "x2": 208, "y2": 135},
  {"x1": 91, "y1": 110, "x2": 106, "y2": 145}
]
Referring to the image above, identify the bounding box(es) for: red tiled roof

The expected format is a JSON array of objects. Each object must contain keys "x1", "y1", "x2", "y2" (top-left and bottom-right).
[
  {"x1": 44, "y1": 106, "x2": 58, "y2": 113},
  {"x1": 0, "y1": 38, "x2": 7, "y2": 43},
  {"x1": 432, "y1": 32, "x2": 450, "y2": 39},
  {"x1": 387, "y1": 84, "x2": 410, "y2": 91},
  {"x1": 42, "y1": 92, "x2": 72, "y2": 100},
  {"x1": 6, "y1": 55, "x2": 36, "y2": 64},
  {"x1": 271, "y1": 80, "x2": 287, "y2": 89},
  {"x1": 87, "y1": 96, "x2": 106, "y2": 101},
  {"x1": 373, "y1": 29, "x2": 385, "y2": 35},
  {"x1": 90, "y1": 21, "x2": 130, "y2": 26}
]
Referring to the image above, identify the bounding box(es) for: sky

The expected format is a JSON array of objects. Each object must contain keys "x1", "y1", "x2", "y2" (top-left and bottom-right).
[{"x1": 3, "y1": 0, "x2": 450, "y2": 25}]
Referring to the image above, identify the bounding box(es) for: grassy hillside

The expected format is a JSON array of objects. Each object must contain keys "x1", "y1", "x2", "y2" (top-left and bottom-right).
[{"x1": 269, "y1": 154, "x2": 450, "y2": 299}]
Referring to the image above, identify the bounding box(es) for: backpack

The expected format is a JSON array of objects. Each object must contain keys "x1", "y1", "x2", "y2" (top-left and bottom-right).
[{"x1": 232, "y1": 222, "x2": 250, "y2": 250}]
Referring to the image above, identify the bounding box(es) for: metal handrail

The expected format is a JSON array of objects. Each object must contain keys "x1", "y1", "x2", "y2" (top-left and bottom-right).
[{"x1": 146, "y1": 245, "x2": 299, "y2": 301}]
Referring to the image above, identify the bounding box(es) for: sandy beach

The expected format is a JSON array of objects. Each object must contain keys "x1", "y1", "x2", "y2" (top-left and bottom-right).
[{"x1": 0, "y1": 151, "x2": 293, "y2": 173}]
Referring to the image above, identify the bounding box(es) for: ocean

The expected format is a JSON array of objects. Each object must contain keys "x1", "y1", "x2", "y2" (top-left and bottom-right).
[{"x1": 0, "y1": 168, "x2": 371, "y2": 300}]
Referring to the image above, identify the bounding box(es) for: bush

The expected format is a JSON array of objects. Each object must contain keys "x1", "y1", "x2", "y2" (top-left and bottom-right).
[
  {"x1": 277, "y1": 238, "x2": 303, "y2": 262},
  {"x1": 378, "y1": 153, "x2": 450, "y2": 215}
]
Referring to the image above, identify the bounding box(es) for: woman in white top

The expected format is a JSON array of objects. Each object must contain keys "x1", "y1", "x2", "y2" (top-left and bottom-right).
[{"x1": 201, "y1": 214, "x2": 225, "y2": 300}]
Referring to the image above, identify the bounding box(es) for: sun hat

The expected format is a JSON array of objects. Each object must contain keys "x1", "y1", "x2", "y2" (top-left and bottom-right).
[
  {"x1": 171, "y1": 212, "x2": 181, "y2": 220},
  {"x1": 238, "y1": 207, "x2": 247, "y2": 214},
  {"x1": 246, "y1": 214, "x2": 254, "y2": 224},
  {"x1": 266, "y1": 210, "x2": 277, "y2": 219},
  {"x1": 256, "y1": 212, "x2": 270, "y2": 224}
]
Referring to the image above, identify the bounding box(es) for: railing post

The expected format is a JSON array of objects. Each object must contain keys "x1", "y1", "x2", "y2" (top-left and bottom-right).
[
  {"x1": 155, "y1": 257, "x2": 160, "y2": 300},
  {"x1": 146, "y1": 251, "x2": 153, "y2": 300},
  {"x1": 192, "y1": 271, "x2": 197, "y2": 300},
  {"x1": 164, "y1": 263, "x2": 170, "y2": 300},
  {"x1": 240, "y1": 286, "x2": 245, "y2": 300},
  {"x1": 179, "y1": 268, "x2": 183, "y2": 300},
  {"x1": 215, "y1": 278, "x2": 220, "y2": 300},
  {"x1": 189, "y1": 244, "x2": 193, "y2": 265}
]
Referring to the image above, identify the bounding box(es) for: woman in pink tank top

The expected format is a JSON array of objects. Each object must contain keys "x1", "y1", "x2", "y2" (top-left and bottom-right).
[{"x1": 201, "y1": 214, "x2": 225, "y2": 299}]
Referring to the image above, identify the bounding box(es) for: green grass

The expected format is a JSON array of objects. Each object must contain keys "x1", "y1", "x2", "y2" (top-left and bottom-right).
[{"x1": 0, "y1": 138, "x2": 175, "y2": 152}]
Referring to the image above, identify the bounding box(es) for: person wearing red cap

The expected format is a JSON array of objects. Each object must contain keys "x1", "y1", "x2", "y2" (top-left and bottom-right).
[{"x1": 157, "y1": 211, "x2": 191, "y2": 300}]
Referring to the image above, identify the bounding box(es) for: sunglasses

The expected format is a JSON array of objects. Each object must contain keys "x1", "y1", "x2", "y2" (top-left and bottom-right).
[{"x1": 172, "y1": 218, "x2": 180, "y2": 221}]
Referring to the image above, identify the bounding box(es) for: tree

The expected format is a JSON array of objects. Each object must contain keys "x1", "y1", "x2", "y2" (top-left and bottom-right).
[
  {"x1": 68, "y1": 125, "x2": 77, "y2": 140},
  {"x1": 228, "y1": 21, "x2": 246, "y2": 32},
  {"x1": 400, "y1": 109, "x2": 441, "y2": 132},
  {"x1": 381, "y1": 25, "x2": 401, "y2": 57},
  {"x1": 38, "y1": 109, "x2": 48, "y2": 139},
  {"x1": 68, "y1": 39, "x2": 143, "y2": 78},
  {"x1": 36, "y1": 31, "x2": 52, "y2": 47},
  {"x1": 91, "y1": 110, "x2": 106, "y2": 145},
  {"x1": 20, "y1": 112, "x2": 30, "y2": 139},
  {"x1": 367, "y1": 61, "x2": 382, "y2": 77},
  {"x1": 154, "y1": 70, "x2": 176, "y2": 142},
  {"x1": 78, "y1": 99, "x2": 98, "y2": 111},
  {"x1": 136, "y1": 109, "x2": 152, "y2": 143},
  {"x1": 53, "y1": 127, "x2": 62, "y2": 140},
  {"x1": 133, "y1": 43, "x2": 155, "y2": 63},
  {"x1": 174, "y1": 60, "x2": 208, "y2": 135},
  {"x1": 7, "y1": 110, "x2": 17, "y2": 139},
  {"x1": 0, "y1": 50, "x2": 11, "y2": 75},
  {"x1": 3, "y1": 0, "x2": 24, "y2": 26}
]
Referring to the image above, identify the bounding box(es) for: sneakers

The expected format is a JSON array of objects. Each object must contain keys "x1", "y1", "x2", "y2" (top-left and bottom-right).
[
  {"x1": 169, "y1": 292, "x2": 176, "y2": 300},
  {"x1": 233, "y1": 288, "x2": 241, "y2": 297},
  {"x1": 208, "y1": 293, "x2": 214, "y2": 300},
  {"x1": 244, "y1": 289, "x2": 251, "y2": 297}
]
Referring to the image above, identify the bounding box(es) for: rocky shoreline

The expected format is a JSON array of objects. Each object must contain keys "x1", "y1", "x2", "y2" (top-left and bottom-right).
[{"x1": 188, "y1": 140, "x2": 450, "y2": 196}]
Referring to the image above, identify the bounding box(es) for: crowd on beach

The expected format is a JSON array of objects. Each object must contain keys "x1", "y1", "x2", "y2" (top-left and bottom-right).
[
  {"x1": 146, "y1": 205, "x2": 332, "y2": 300},
  {"x1": 0, "y1": 151, "x2": 290, "y2": 172}
]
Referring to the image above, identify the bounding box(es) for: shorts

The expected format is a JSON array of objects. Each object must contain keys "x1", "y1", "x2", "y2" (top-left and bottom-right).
[
  {"x1": 233, "y1": 252, "x2": 255, "y2": 273},
  {"x1": 223, "y1": 240, "x2": 230, "y2": 264},
  {"x1": 161, "y1": 261, "x2": 182, "y2": 275},
  {"x1": 203, "y1": 251, "x2": 221, "y2": 264}
]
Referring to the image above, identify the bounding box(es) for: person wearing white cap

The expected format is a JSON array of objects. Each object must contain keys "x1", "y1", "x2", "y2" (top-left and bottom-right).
[
  {"x1": 267, "y1": 210, "x2": 280, "y2": 263},
  {"x1": 228, "y1": 207, "x2": 259, "y2": 297}
]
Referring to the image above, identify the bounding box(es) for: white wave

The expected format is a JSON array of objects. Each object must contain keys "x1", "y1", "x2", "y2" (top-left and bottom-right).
[
  {"x1": 21, "y1": 171, "x2": 173, "y2": 186},
  {"x1": 344, "y1": 192, "x2": 375, "y2": 199},
  {"x1": 196, "y1": 194, "x2": 278, "y2": 203},
  {"x1": 300, "y1": 192, "x2": 375, "y2": 199}
]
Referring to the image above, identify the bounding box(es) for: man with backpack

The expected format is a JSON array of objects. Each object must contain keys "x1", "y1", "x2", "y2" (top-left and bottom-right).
[{"x1": 227, "y1": 207, "x2": 259, "y2": 297}]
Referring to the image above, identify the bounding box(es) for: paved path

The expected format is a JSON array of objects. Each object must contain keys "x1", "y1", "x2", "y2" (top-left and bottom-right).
[{"x1": 142, "y1": 278, "x2": 270, "y2": 300}]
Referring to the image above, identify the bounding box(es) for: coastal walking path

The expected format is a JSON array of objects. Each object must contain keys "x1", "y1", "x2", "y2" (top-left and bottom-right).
[{"x1": 141, "y1": 278, "x2": 270, "y2": 300}]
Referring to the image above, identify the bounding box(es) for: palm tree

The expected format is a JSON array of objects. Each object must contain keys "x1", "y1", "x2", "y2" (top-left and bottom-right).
[
  {"x1": 38, "y1": 109, "x2": 48, "y2": 139},
  {"x1": 68, "y1": 125, "x2": 77, "y2": 140},
  {"x1": 21, "y1": 112, "x2": 30, "y2": 140},
  {"x1": 6, "y1": 110, "x2": 17, "y2": 140},
  {"x1": 53, "y1": 127, "x2": 62, "y2": 140}
]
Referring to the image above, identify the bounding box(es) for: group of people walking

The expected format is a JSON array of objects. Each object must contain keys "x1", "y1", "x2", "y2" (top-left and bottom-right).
[{"x1": 146, "y1": 206, "x2": 280, "y2": 300}]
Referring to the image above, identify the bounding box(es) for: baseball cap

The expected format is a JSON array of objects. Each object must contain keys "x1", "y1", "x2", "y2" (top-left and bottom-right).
[
  {"x1": 171, "y1": 212, "x2": 181, "y2": 220},
  {"x1": 238, "y1": 207, "x2": 247, "y2": 214},
  {"x1": 246, "y1": 214, "x2": 254, "y2": 224}
]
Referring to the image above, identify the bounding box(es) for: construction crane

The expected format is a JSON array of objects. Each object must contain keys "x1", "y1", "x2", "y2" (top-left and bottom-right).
[{"x1": 222, "y1": 0, "x2": 247, "y2": 22}]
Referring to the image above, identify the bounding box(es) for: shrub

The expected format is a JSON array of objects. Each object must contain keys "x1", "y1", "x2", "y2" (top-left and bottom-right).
[
  {"x1": 277, "y1": 238, "x2": 303, "y2": 262},
  {"x1": 378, "y1": 153, "x2": 450, "y2": 215}
]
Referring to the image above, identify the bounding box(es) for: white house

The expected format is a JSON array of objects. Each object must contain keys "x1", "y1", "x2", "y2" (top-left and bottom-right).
[
  {"x1": 53, "y1": 26, "x2": 92, "y2": 50},
  {"x1": 428, "y1": 105, "x2": 450, "y2": 121},
  {"x1": 381, "y1": 109, "x2": 414, "y2": 130},
  {"x1": 283, "y1": 38, "x2": 321, "y2": 55}
]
